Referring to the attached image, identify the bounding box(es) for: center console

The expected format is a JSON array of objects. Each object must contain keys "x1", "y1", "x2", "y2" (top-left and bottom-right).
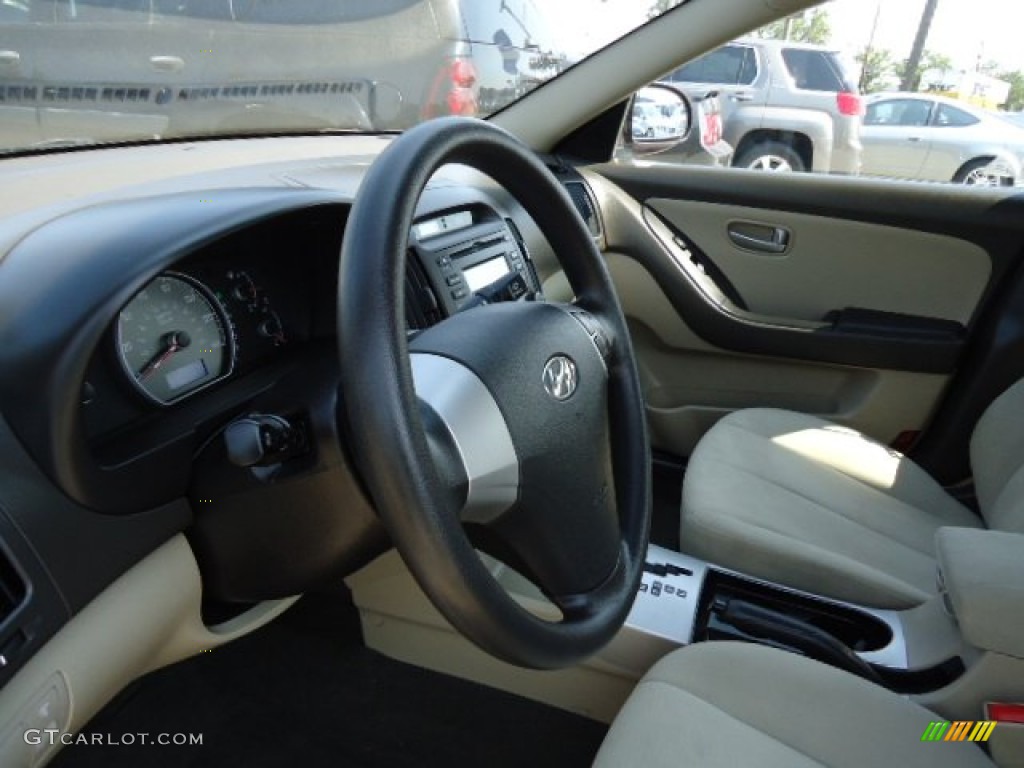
[
  {"x1": 347, "y1": 540, "x2": 977, "y2": 724},
  {"x1": 622, "y1": 545, "x2": 967, "y2": 694}
]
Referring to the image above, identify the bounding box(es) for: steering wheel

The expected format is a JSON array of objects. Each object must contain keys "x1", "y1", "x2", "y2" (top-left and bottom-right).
[{"x1": 338, "y1": 117, "x2": 650, "y2": 669}]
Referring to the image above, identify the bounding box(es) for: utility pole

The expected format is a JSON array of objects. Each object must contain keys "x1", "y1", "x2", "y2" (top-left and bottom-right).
[
  {"x1": 858, "y1": 1, "x2": 883, "y2": 92},
  {"x1": 901, "y1": 0, "x2": 940, "y2": 91}
]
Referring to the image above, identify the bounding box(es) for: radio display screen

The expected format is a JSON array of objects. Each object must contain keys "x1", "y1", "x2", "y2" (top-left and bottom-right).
[{"x1": 463, "y1": 256, "x2": 511, "y2": 292}]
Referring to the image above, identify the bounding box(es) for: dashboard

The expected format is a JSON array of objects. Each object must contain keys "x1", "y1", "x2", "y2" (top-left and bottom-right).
[
  {"x1": 0, "y1": 139, "x2": 598, "y2": 687},
  {"x1": 83, "y1": 199, "x2": 543, "y2": 447}
]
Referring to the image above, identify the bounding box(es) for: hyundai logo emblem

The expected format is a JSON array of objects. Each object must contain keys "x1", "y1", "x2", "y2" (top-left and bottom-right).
[{"x1": 542, "y1": 355, "x2": 578, "y2": 401}]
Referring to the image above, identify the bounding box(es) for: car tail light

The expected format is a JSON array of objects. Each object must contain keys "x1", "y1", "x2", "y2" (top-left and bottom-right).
[
  {"x1": 451, "y1": 59, "x2": 477, "y2": 89},
  {"x1": 447, "y1": 87, "x2": 477, "y2": 116},
  {"x1": 423, "y1": 58, "x2": 478, "y2": 118},
  {"x1": 836, "y1": 91, "x2": 864, "y2": 117}
]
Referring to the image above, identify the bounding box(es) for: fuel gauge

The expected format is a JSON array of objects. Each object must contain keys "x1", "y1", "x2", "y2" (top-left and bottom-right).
[
  {"x1": 228, "y1": 270, "x2": 270, "y2": 315},
  {"x1": 258, "y1": 311, "x2": 288, "y2": 347}
]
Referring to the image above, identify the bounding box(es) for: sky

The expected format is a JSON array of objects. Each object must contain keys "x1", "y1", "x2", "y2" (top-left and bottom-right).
[
  {"x1": 827, "y1": 0, "x2": 1024, "y2": 74},
  {"x1": 544, "y1": 0, "x2": 1024, "y2": 75}
]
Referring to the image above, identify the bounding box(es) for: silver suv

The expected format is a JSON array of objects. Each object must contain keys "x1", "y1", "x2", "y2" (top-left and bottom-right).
[
  {"x1": 0, "y1": 0, "x2": 567, "y2": 149},
  {"x1": 663, "y1": 38, "x2": 863, "y2": 175}
]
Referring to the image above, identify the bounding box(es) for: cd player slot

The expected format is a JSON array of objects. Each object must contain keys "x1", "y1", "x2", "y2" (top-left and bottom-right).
[{"x1": 449, "y1": 234, "x2": 508, "y2": 261}]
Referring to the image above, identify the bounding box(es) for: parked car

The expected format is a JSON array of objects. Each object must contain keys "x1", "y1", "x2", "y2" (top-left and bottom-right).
[
  {"x1": 997, "y1": 111, "x2": 1024, "y2": 130},
  {"x1": 661, "y1": 37, "x2": 863, "y2": 174},
  {"x1": 0, "y1": 0, "x2": 569, "y2": 149},
  {"x1": 861, "y1": 92, "x2": 1024, "y2": 185}
]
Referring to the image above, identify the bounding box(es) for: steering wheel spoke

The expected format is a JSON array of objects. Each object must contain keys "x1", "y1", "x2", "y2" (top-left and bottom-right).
[{"x1": 411, "y1": 351, "x2": 519, "y2": 525}]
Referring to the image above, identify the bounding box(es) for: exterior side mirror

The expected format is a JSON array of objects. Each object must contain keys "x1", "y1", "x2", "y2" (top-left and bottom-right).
[{"x1": 625, "y1": 83, "x2": 691, "y2": 155}]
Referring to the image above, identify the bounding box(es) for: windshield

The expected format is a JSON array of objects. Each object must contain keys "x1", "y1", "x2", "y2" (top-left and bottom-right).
[{"x1": 0, "y1": 0, "x2": 679, "y2": 154}]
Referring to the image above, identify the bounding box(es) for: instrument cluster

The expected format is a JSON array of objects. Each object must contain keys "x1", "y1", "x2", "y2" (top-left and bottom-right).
[{"x1": 114, "y1": 262, "x2": 299, "y2": 407}]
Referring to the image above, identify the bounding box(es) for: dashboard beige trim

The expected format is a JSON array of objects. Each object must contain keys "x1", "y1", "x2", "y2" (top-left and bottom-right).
[
  {"x1": 0, "y1": 535, "x2": 297, "y2": 768},
  {"x1": 347, "y1": 549, "x2": 640, "y2": 724}
]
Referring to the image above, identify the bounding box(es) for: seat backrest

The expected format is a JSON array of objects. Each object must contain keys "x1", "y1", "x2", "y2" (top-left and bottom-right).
[{"x1": 971, "y1": 377, "x2": 1024, "y2": 532}]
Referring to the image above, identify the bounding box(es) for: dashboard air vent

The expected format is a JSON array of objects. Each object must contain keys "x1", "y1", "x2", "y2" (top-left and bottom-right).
[
  {"x1": 564, "y1": 181, "x2": 601, "y2": 238},
  {"x1": 405, "y1": 250, "x2": 443, "y2": 330}
]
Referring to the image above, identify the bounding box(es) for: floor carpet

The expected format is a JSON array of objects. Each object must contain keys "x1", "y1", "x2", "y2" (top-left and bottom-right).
[{"x1": 51, "y1": 589, "x2": 607, "y2": 768}]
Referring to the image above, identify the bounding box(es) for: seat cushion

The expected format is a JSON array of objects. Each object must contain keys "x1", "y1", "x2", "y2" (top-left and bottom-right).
[
  {"x1": 595, "y1": 642, "x2": 994, "y2": 768},
  {"x1": 680, "y1": 409, "x2": 982, "y2": 608},
  {"x1": 971, "y1": 377, "x2": 1024, "y2": 534}
]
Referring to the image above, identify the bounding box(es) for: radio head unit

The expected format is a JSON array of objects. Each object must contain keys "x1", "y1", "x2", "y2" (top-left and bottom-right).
[{"x1": 408, "y1": 204, "x2": 541, "y2": 322}]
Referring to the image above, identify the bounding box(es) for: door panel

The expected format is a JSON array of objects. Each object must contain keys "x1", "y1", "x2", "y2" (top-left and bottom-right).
[
  {"x1": 649, "y1": 199, "x2": 990, "y2": 324},
  {"x1": 573, "y1": 164, "x2": 1024, "y2": 460},
  {"x1": 544, "y1": 253, "x2": 951, "y2": 457},
  {"x1": 861, "y1": 127, "x2": 931, "y2": 179}
]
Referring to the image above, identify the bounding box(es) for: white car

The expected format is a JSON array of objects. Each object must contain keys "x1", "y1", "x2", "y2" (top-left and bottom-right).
[{"x1": 862, "y1": 92, "x2": 1024, "y2": 185}]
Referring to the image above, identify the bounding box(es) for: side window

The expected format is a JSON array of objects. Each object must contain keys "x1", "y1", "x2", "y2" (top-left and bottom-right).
[
  {"x1": 226, "y1": 0, "x2": 422, "y2": 24},
  {"x1": 153, "y1": 1, "x2": 233, "y2": 20},
  {"x1": 896, "y1": 99, "x2": 932, "y2": 127},
  {"x1": 55, "y1": 0, "x2": 149, "y2": 20},
  {"x1": 864, "y1": 99, "x2": 932, "y2": 127},
  {"x1": 934, "y1": 103, "x2": 979, "y2": 128},
  {"x1": 864, "y1": 101, "x2": 893, "y2": 126},
  {"x1": 670, "y1": 45, "x2": 754, "y2": 86},
  {"x1": 616, "y1": 12, "x2": 1009, "y2": 190},
  {"x1": 736, "y1": 46, "x2": 757, "y2": 86},
  {"x1": 781, "y1": 49, "x2": 848, "y2": 92},
  {"x1": 0, "y1": 0, "x2": 33, "y2": 22}
]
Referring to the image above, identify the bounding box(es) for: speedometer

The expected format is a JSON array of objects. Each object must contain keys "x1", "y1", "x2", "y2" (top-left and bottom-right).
[{"x1": 116, "y1": 273, "x2": 235, "y2": 405}]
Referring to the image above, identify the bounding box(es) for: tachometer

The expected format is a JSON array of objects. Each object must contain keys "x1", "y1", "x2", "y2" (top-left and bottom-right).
[{"x1": 116, "y1": 273, "x2": 235, "y2": 404}]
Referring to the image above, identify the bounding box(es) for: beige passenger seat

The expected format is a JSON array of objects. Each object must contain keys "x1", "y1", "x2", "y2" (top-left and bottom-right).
[{"x1": 679, "y1": 377, "x2": 1024, "y2": 608}]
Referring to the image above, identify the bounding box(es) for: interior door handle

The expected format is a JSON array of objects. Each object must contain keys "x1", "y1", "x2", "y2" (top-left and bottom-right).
[{"x1": 727, "y1": 225, "x2": 790, "y2": 254}]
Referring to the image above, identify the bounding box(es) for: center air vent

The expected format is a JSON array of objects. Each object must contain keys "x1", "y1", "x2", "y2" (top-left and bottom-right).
[
  {"x1": 564, "y1": 181, "x2": 601, "y2": 238},
  {"x1": 405, "y1": 251, "x2": 443, "y2": 330}
]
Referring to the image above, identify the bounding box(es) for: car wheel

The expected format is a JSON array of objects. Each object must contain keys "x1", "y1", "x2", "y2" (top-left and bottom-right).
[
  {"x1": 735, "y1": 141, "x2": 806, "y2": 173},
  {"x1": 954, "y1": 158, "x2": 1011, "y2": 187}
]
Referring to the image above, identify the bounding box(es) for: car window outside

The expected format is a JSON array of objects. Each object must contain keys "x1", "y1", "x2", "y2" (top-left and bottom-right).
[
  {"x1": 865, "y1": 98, "x2": 932, "y2": 127},
  {"x1": 781, "y1": 48, "x2": 854, "y2": 92},
  {"x1": 615, "y1": 0, "x2": 1024, "y2": 190},
  {"x1": 935, "y1": 103, "x2": 978, "y2": 127},
  {"x1": 0, "y1": 0, "x2": 686, "y2": 153},
  {"x1": 670, "y1": 46, "x2": 757, "y2": 86}
]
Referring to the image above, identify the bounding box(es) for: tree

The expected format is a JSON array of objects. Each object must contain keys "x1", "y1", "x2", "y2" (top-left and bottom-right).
[
  {"x1": 756, "y1": 9, "x2": 831, "y2": 45},
  {"x1": 857, "y1": 48, "x2": 896, "y2": 93},
  {"x1": 896, "y1": 50, "x2": 953, "y2": 91},
  {"x1": 999, "y1": 70, "x2": 1024, "y2": 111},
  {"x1": 901, "y1": 0, "x2": 939, "y2": 90}
]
